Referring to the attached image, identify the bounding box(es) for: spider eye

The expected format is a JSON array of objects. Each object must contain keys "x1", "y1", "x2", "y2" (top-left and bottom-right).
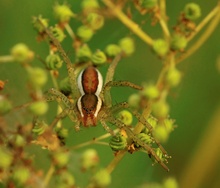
[{"x1": 77, "y1": 66, "x2": 103, "y2": 95}]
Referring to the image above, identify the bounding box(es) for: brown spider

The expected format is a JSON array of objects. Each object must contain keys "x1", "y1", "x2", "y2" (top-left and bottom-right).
[{"x1": 39, "y1": 19, "x2": 169, "y2": 171}]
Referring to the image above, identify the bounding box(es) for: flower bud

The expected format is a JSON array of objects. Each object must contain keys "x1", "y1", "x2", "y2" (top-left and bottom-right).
[
  {"x1": 105, "y1": 44, "x2": 122, "y2": 57},
  {"x1": 28, "y1": 67, "x2": 48, "y2": 88},
  {"x1": 14, "y1": 134, "x2": 26, "y2": 147},
  {"x1": 51, "y1": 26, "x2": 66, "y2": 42},
  {"x1": 46, "y1": 54, "x2": 63, "y2": 70},
  {"x1": 91, "y1": 50, "x2": 107, "y2": 65},
  {"x1": 11, "y1": 43, "x2": 34, "y2": 63},
  {"x1": 0, "y1": 96, "x2": 12, "y2": 115},
  {"x1": 165, "y1": 67, "x2": 182, "y2": 87},
  {"x1": 32, "y1": 15, "x2": 49, "y2": 33},
  {"x1": 117, "y1": 110, "x2": 133, "y2": 125},
  {"x1": 81, "y1": 0, "x2": 100, "y2": 10},
  {"x1": 53, "y1": 150, "x2": 70, "y2": 168},
  {"x1": 154, "y1": 125, "x2": 169, "y2": 143},
  {"x1": 92, "y1": 169, "x2": 111, "y2": 187},
  {"x1": 77, "y1": 25, "x2": 94, "y2": 42},
  {"x1": 57, "y1": 171, "x2": 75, "y2": 187},
  {"x1": 135, "y1": 133, "x2": 152, "y2": 147},
  {"x1": 53, "y1": 3, "x2": 75, "y2": 23},
  {"x1": 184, "y1": 3, "x2": 201, "y2": 21},
  {"x1": 0, "y1": 147, "x2": 13, "y2": 169},
  {"x1": 163, "y1": 177, "x2": 179, "y2": 188},
  {"x1": 171, "y1": 34, "x2": 187, "y2": 51},
  {"x1": 13, "y1": 167, "x2": 30, "y2": 185},
  {"x1": 139, "y1": 0, "x2": 158, "y2": 9},
  {"x1": 76, "y1": 44, "x2": 92, "y2": 62},
  {"x1": 119, "y1": 37, "x2": 135, "y2": 56},
  {"x1": 109, "y1": 134, "x2": 127, "y2": 151},
  {"x1": 81, "y1": 149, "x2": 99, "y2": 170},
  {"x1": 142, "y1": 83, "x2": 159, "y2": 99},
  {"x1": 152, "y1": 39, "x2": 169, "y2": 57},
  {"x1": 32, "y1": 120, "x2": 48, "y2": 135},
  {"x1": 28, "y1": 101, "x2": 48, "y2": 116},
  {"x1": 87, "y1": 13, "x2": 104, "y2": 30},
  {"x1": 163, "y1": 118, "x2": 175, "y2": 133},
  {"x1": 128, "y1": 93, "x2": 141, "y2": 109},
  {"x1": 152, "y1": 100, "x2": 169, "y2": 119}
]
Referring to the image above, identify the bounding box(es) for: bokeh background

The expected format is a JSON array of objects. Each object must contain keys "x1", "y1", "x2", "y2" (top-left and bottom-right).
[{"x1": 0, "y1": 0, "x2": 220, "y2": 188}]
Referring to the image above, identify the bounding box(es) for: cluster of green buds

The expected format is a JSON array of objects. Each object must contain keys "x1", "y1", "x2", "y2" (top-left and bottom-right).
[{"x1": 45, "y1": 54, "x2": 63, "y2": 70}]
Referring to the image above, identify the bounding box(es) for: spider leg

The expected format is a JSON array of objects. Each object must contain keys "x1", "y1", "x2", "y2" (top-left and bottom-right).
[
  {"x1": 108, "y1": 101, "x2": 168, "y2": 156},
  {"x1": 100, "y1": 119, "x2": 115, "y2": 136},
  {"x1": 102, "y1": 81, "x2": 143, "y2": 108},
  {"x1": 45, "y1": 88, "x2": 79, "y2": 129},
  {"x1": 108, "y1": 117, "x2": 169, "y2": 171},
  {"x1": 37, "y1": 18, "x2": 80, "y2": 101}
]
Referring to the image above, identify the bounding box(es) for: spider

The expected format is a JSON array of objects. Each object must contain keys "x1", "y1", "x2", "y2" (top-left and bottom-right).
[{"x1": 38, "y1": 19, "x2": 169, "y2": 171}]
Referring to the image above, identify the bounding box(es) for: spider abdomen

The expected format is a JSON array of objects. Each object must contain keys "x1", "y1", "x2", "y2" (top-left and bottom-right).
[{"x1": 77, "y1": 66, "x2": 103, "y2": 95}]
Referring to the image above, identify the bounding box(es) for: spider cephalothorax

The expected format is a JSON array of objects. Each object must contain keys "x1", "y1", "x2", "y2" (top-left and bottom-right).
[{"x1": 77, "y1": 66, "x2": 103, "y2": 127}]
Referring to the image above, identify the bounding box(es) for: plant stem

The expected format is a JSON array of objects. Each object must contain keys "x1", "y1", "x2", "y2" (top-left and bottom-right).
[
  {"x1": 43, "y1": 164, "x2": 55, "y2": 187},
  {"x1": 0, "y1": 55, "x2": 14, "y2": 63},
  {"x1": 102, "y1": 0, "x2": 153, "y2": 46},
  {"x1": 179, "y1": 106, "x2": 220, "y2": 188}
]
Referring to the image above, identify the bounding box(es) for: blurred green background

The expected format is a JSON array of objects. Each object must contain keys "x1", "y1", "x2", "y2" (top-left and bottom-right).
[{"x1": 1, "y1": 0, "x2": 220, "y2": 188}]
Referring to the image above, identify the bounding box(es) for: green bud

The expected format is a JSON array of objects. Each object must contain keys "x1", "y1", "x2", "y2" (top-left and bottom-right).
[
  {"x1": 28, "y1": 67, "x2": 48, "y2": 88},
  {"x1": 171, "y1": 34, "x2": 188, "y2": 51},
  {"x1": 119, "y1": 37, "x2": 135, "y2": 56},
  {"x1": 13, "y1": 166, "x2": 30, "y2": 185},
  {"x1": 184, "y1": 3, "x2": 201, "y2": 21},
  {"x1": 147, "y1": 116, "x2": 157, "y2": 129},
  {"x1": 59, "y1": 77, "x2": 71, "y2": 95},
  {"x1": 91, "y1": 50, "x2": 107, "y2": 65},
  {"x1": 165, "y1": 67, "x2": 182, "y2": 87},
  {"x1": 56, "y1": 127, "x2": 69, "y2": 139},
  {"x1": 155, "y1": 148, "x2": 165, "y2": 162},
  {"x1": 152, "y1": 100, "x2": 169, "y2": 119},
  {"x1": 128, "y1": 93, "x2": 141, "y2": 109},
  {"x1": 109, "y1": 134, "x2": 127, "y2": 151},
  {"x1": 32, "y1": 120, "x2": 48, "y2": 135},
  {"x1": 139, "y1": 0, "x2": 158, "y2": 9},
  {"x1": 135, "y1": 133, "x2": 152, "y2": 147},
  {"x1": 76, "y1": 44, "x2": 92, "y2": 62},
  {"x1": 0, "y1": 147, "x2": 13, "y2": 169},
  {"x1": 117, "y1": 110, "x2": 133, "y2": 125},
  {"x1": 92, "y1": 169, "x2": 111, "y2": 187},
  {"x1": 57, "y1": 171, "x2": 75, "y2": 187},
  {"x1": 142, "y1": 83, "x2": 159, "y2": 99},
  {"x1": 28, "y1": 101, "x2": 48, "y2": 116},
  {"x1": 105, "y1": 44, "x2": 122, "y2": 57},
  {"x1": 81, "y1": 149, "x2": 99, "y2": 170},
  {"x1": 11, "y1": 43, "x2": 34, "y2": 63},
  {"x1": 53, "y1": 150, "x2": 70, "y2": 167},
  {"x1": 0, "y1": 96, "x2": 12, "y2": 115},
  {"x1": 152, "y1": 39, "x2": 169, "y2": 57},
  {"x1": 163, "y1": 177, "x2": 179, "y2": 188},
  {"x1": 53, "y1": 3, "x2": 75, "y2": 22},
  {"x1": 81, "y1": 0, "x2": 100, "y2": 10},
  {"x1": 87, "y1": 13, "x2": 104, "y2": 30},
  {"x1": 32, "y1": 15, "x2": 49, "y2": 33},
  {"x1": 46, "y1": 54, "x2": 63, "y2": 70},
  {"x1": 163, "y1": 118, "x2": 175, "y2": 133},
  {"x1": 77, "y1": 25, "x2": 94, "y2": 42},
  {"x1": 154, "y1": 125, "x2": 169, "y2": 143},
  {"x1": 14, "y1": 134, "x2": 26, "y2": 147},
  {"x1": 51, "y1": 26, "x2": 66, "y2": 42}
]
